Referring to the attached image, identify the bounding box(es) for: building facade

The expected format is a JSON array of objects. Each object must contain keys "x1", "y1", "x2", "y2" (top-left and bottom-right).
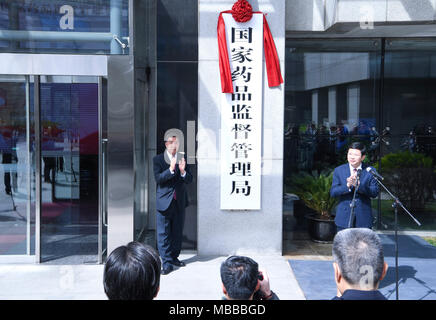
[{"x1": 0, "y1": 0, "x2": 435, "y2": 264}]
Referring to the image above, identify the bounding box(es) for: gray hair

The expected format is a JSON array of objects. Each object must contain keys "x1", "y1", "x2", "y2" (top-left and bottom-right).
[{"x1": 332, "y1": 228, "x2": 385, "y2": 289}]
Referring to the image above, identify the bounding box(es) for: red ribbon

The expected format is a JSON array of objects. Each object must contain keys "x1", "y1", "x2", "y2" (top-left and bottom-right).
[{"x1": 217, "y1": 11, "x2": 283, "y2": 94}]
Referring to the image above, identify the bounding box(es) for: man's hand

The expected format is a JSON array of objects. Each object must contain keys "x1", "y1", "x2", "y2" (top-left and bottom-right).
[
  {"x1": 346, "y1": 174, "x2": 358, "y2": 189},
  {"x1": 258, "y1": 268, "x2": 272, "y2": 299},
  {"x1": 179, "y1": 158, "x2": 186, "y2": 175},
  {"x1": 170, "y1": 157, "x2": 177, "y2": 172}
]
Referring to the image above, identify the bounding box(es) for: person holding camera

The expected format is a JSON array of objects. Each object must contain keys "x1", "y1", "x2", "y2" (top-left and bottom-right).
[{"x1": 220, "y1": 255, "x2": 279, "y2": 300}]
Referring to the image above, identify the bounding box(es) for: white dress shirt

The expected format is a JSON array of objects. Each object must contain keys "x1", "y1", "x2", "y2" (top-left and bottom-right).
[
  {"x1": 348, "y1": 163, "x2": 362, "y2": 191},
  {"x1": 349, "y1": 163, "x2": 362, "y2": 176}
]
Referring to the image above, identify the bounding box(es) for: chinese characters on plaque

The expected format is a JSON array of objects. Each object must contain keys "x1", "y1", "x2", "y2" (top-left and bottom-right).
[{"x1": 220, "y1": 14, "x2": 262, "y2": 210}]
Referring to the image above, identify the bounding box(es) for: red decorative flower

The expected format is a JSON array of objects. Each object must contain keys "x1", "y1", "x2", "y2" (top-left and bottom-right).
[{"x1": 231, "y1": 0, "x2": 253, "y2": 23}]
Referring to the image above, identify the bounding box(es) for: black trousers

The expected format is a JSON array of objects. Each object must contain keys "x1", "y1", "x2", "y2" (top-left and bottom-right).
[
  {"x1": 43, "y1": 157, "x2": 56, "y2": 182},
  {"x1": 2, "y1": 153, "x2": 12, "y2": 193},
  {"x1": 156, "y1": 199, "x2": 185, "y2": 269}
]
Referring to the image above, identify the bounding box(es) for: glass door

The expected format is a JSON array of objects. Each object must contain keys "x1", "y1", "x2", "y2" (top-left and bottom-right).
[
  {"x1": 38, "y1": 76, "x2": 104, "y2": 263},
  {"x1": 379, "y1": 39, "x2": 436, "y2": 231},
  {"x1": 283, "y1": 39, "x2": 382, "y2": 239},
  {"x1": 0, "y1": 75, "x2": 35, "y2": 259},
  {"x1": 283, "y1": 38, "x2": 436, "y2": 235}
]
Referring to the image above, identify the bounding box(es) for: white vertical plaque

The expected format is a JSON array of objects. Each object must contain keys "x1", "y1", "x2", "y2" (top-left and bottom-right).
[{"x1": 220, "y1": 14, "x2": 263, "y2": 210}]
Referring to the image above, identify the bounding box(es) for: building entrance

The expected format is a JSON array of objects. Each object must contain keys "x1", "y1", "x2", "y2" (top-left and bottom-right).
[
  {"x1": 0, "y1": 54, "x2": 108, "y2": 264},
  {"x1": 39, "y1": 76, "x2": 104, "y2": 264}
]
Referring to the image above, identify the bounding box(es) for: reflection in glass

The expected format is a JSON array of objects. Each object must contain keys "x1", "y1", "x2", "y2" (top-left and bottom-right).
[
  {"x1": 379, "y1": 40, "x2": 436, "y2": 231},
  {"x1": 0, "y1": 76, "x2": 35, "y2": 255},
  {"x1": 40, "y1": 77, "x2": 99, "y2": 263},
  {"x1": 284, "y1": 39, "x2": 436, "y2": 235},
  {"x1": 283, "y1": 40, "x2": 380, "y2": 239},
  {"x1": 157, "y1": 0, "x2": 198, "y2": 61},
  {"x1": 0, "y1": 0, "x2": 129, "y2": 55}
]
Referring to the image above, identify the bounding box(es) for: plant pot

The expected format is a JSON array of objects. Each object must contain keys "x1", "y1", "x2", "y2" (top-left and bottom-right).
[{"x1": 305, "y1": 213, "x2": 336, "y2": 243}]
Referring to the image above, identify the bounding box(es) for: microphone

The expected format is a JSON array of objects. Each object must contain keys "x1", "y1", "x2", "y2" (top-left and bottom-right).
[
  {"x1": 366, "y1": 167, "x2": 384, "y2": 181},
  {"x1": 355, "y1": 168, "x2": 362, "y2": 187}
]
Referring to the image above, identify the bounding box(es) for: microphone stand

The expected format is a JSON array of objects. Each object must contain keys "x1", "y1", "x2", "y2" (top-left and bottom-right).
[
  {"x1": 348, "y1": 175, "x2": 360, "y2": 228},
  {"x1": 371, "y1": 174, "x2": 421, "y2": 300}
]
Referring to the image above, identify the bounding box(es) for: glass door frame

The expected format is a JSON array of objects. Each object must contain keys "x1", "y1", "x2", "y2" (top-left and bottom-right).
[
  {"x1": 377, "y1": 37, "x2": 436, "y2": 231},
  {"x1": 0, "y1": 74, "x2": 34, "y2": 263},
  {"x1": 35, "y1": 75, "x2": 106, "y2": 264},
  {"x1": 284, "y1": 37, "x2": 436, "y2": 234},
  {"x1": 0, "y1": 53, "x2": 108, "y2": 264}
]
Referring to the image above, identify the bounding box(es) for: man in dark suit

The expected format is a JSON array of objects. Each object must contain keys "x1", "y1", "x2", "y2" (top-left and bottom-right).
[
  {"x1": 153, "y1": 135, "x2": 193, "y2": 275},
  {"x1": 330, "y1": 142, "x2": 379, "y2": 231},
  {"x1": 332, "y1": 228, "x2": 388, "y2": 300}
]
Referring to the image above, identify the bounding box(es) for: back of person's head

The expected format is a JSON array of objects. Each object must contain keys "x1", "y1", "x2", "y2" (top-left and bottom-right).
[
  {"x1": 220, "y1": 255, "x2": 259, "y2": 300},
  {"x1": 348, "y1": 141, "x2": 366, "y2": 156},
  {"x1": 104, "y1": 241, "x2": 161, "y2": 300},
  {"x1": 332, "y1": 228, "x2": 385, "y2": 289}
]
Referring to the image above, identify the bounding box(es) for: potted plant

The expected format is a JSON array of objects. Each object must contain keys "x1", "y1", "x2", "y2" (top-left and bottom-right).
[
  {"x1": 378, "y1": 151, "x2": 436, "y2": 212},
  {"x1": 291, "y1": 171, "x2": 338, "y2": 243}
]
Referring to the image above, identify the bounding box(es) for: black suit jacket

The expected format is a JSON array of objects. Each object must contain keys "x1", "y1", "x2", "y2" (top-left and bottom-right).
[{"x1": 153, "y1": 152, "x2": 193, "y2": 212}]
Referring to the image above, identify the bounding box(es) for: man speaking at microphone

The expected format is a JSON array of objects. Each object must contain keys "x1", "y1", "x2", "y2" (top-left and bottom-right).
[
  {"x1": 330, "y1": 142, "x2": 379, "y2": 232},
  {"x1": 153, "y1": 134, "x2": 193, "y2": 275}
]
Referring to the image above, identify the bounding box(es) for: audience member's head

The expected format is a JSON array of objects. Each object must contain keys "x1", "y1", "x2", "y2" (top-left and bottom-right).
[
  {"x1": 332, "y1": 228, "x2": 388, "y2": 294},
  {"x1": 220, "y1": 255, "x2": 260, "y2": 300},
  {"x1": 103, "y1": 241, "x2": 161, "y2": 300}
]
